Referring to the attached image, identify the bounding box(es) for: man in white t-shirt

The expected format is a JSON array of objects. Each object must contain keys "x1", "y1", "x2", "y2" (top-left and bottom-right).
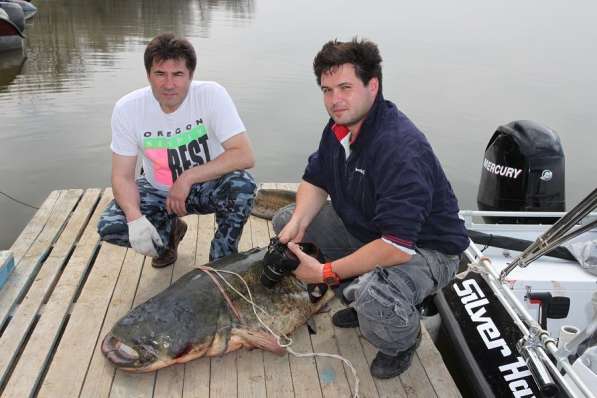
[{"x1": 97, "y1": 33, "x2": 256, "y2": 267}]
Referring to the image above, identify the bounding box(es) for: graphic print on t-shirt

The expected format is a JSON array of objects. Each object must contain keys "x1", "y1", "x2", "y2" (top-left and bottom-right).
[{"x1": 143, "y1": 121, "x2": 211, "y2": 186}]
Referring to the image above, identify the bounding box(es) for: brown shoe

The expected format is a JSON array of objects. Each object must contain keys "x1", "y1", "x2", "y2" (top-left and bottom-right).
[{"x1": 152, "y1": 218, "x2": 188, "y2": 268}]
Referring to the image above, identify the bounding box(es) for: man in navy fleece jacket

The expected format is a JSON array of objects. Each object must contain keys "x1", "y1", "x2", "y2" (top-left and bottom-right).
[{"x1": 272, "y1": 38, "x2": 469, "y2": 379}]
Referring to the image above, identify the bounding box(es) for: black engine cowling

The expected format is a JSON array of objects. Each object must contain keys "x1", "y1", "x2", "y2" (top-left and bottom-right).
[{"x1": 477, "y1": 120, "x2": 565, "y2": 223}]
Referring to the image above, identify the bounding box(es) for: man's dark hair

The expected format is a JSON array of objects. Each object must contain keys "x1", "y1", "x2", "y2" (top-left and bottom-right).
[
  {"x1": 313, "y1": 38, "x2": 383, "y2": 89},
  {"x1": 144, "y1": 33, "x2": 197, "y2": 75}
]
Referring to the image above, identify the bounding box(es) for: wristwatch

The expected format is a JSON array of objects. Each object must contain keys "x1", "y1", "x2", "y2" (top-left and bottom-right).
[{"x1": 322, "y1": 262, "x2": 341, "y2": 286}]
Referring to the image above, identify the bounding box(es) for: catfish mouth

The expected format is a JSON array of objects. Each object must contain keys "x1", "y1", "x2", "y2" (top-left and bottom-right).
[{"x1": 101, "y1": 333, "x2": 157, "y2": 372}]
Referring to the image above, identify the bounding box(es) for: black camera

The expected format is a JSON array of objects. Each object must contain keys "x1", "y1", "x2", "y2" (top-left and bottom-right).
[{"x1": 260, "y1": 237, "x2": 321, "y2": 288}]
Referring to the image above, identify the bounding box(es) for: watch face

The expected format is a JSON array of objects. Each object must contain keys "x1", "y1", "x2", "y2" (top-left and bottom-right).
[{"x1": 324, "y1": 276, "x2": 338, "y2": 286}]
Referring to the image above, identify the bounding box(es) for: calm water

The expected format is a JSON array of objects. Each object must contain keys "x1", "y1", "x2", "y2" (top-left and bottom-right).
[{"x1": 1, "y1": 0, "x2": 596, "y2": 249}]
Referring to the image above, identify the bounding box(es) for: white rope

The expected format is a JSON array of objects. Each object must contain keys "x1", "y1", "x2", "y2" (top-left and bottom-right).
[
  {"x1": 199, "y1": 266, "x2": 361, "y2": 398},
  {"x1": 455, "y1": 256, "x2": 492, "y2": 279},
  {"x1": 286, "y1": 346, "x2": 360, "y2": 398}
]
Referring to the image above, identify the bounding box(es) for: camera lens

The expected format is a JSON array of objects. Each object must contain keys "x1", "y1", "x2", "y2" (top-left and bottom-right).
[
  {"x1": 261, "y1": 238, "x2": 301, "y2": 288},
  {"x1": 260, "y1": 263, "x2": 285, "y2": 288}
]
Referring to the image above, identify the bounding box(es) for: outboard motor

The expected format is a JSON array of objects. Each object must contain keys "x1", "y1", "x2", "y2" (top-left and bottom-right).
[{"x1": 477, "y1": 120, "x2": 565, "y2": 223}]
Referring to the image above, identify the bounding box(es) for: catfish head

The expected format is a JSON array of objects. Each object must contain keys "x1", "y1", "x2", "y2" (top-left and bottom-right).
[{"x1": 102, "y1": 269, "x2": 228, "y2": 372}]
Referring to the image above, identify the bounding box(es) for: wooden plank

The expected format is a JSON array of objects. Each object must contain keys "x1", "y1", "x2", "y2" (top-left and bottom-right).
[
  {"x1": 272, "y1": 182, "x2": 352, "y2": 397},
  {"x1": 181, "y1": 359, "x2": 210, "y2": 398},
  {"x1": 182, "y1": 214, "x2": 214, "y2": 398},
  {"x1": 360, "y1": 324, "x2": 441, "y2": 398},
  {"x1": 0, "y1": 189, "x2": 82, "y2": 328},
  {"x1": 249, "y1": 216, "x2": 270, "y2": 248},
  {"x1": 21, "y1": 189, "x2": 84, "y2": 259},
  {"x1": 210, "y1": 354, "x2": 238, "y2": 397},
  {"x1": 0, "y1": 251, "x2": 15, "y2": 289},
  {"x1": 288, "y1": 325, "x2": 323, "y2": 398},
  {"x1": 204, "y1": 211, "x2": 240, "y2": 398},
  {"x1": 398, "y1": 348, "x2": 437, "y2": 398},
  {"x1": 36, "y1": 242, "x2": 128, "y2": 398},
  {"x1": 109, "y1": 215, "x2": 199, "y2": 398},
  {"x1": 0, "y1": 189, "x2": 100, "y2": 394},
  {"x1": 263, "y1": 351, "x2": 294, "y2": 398},
  {"x1": 108, "y1": 254, "x2": 160, "y2": 398},
  {"x1": 109, "y1": 368, "x2": 154, "y2": 398},
  {"x1": 269, "y1": 177, "x2": 321, "y2": 398},
  {"x1": 109, "y1": 249, "x2": 176, "y2": 398},
  {"x1": 154, "y1": 364, "x2": 184, "y2": 398},
  {"x1": 79, "y1": 250, "x2": 145, "y2": 398},
  {"x1": 248, "y1": 213, "x2": 296, "y2": 397},
  {"x1": 51, "y1": 188, "x2": 101, "y2": 257},
  {"x1": 0, "y1": 189, "x2": 112, "y2": 397},
  {"x1": 237, "y1": 349, "x2": 266, "y2": 398},
  {"x1": 154, "y1": 215, "x2": 201, "y2": 398},
  {"x1": 78, "y1": 188, "x2": 113, "y2": 248},
  {"x1": 236, "y1": 220, "x2": 267, "y2": 398},
  {"x1": 8, "y1": 190, "x2": 61, "y2": 264},
  {"x1": 276, "y1": 182, "x2": 299, "y2": 191},
  {"x1": 359, "y1": 336, "x2": 408, "y2": 398},
  {"x1": 327, "y1": 300, "x2": 380, "y2": 398},
  {"x1": 195, "y1": 214, "x2": 214, "y2": 266},
  {"x1": 309, "y1": 309, "x2": 352, "y2": 397},
  {"x1": 415, "y1": 328, "x2": 461, "y2": 398},
  {"x1": 238, "y1": 218, "x2": 253, "y2": 252}
]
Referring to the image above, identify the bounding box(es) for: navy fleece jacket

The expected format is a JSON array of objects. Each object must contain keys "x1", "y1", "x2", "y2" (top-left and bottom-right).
[{"x1": 303, "y1": 93, "x2": 468, "y2": 255}]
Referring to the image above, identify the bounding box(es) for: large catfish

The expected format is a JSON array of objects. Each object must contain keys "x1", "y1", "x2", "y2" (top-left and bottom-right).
[{"x1": 102, "y1": 247, "x2": 333, "y2": 372}]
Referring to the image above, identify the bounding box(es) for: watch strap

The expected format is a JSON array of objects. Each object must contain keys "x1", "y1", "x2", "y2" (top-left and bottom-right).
[{"x1": 322, "y1": 262, "x2": 341, "y2": 286}]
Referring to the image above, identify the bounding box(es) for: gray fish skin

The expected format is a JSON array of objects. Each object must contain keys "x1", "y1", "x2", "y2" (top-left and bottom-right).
[
  {"x1": 250, "y1": 189, "x2": 296, "y2": 220},
  {"x1": 101, "y1": 247, "x2": 333, "y2": 373}
]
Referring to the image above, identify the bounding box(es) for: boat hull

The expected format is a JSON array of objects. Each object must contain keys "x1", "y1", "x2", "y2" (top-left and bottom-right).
[
  {"x1": 435, "y1": 272, "x2": 544, "y2": 397},
  {"x1": 0, "y1": 34, "x2": 23, "y2": 51}
]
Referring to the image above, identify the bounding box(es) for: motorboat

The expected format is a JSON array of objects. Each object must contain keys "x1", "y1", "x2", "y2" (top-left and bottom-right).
[
  {"x1": 435, "y1": 205, "x2": 597, "y2": 398},
  {"x1": 0, "y1": 4, "x2": 25, "y2": 52},
  {"x1": 3, "y1": 0, "x2": 36, "y2": 20},
  {"x1": 0, "y1": 1, "x2": 24, "y2": 31},
  {"x1": 430, "y1": 121, "x2": 597, "y2": 397}
]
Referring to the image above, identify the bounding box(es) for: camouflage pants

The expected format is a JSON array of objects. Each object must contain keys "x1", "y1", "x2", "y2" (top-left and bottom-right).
[{"x1": 97, "y1": 171, "x2": 256, "y2": 261}]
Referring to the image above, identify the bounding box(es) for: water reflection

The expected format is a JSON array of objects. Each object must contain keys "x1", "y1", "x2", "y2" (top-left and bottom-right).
[
  {"x1": 0, "y1": 49, "x2": 25, "y2": 88},
  {"x1": 13, "y1": 0, "x2": 254, "y2": 93}
]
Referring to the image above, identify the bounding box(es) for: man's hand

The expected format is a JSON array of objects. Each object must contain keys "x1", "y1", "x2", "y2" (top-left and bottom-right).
[
  {"x1": 127, "y1": 216, "x2": 163, "y2": 257},
  {"x1": 277, "y1": 217, "x2": 306, "y2": 244},
  {"x1": 287, "y1": 242, "x2": 324, "y2": 284},
  {"x1": 277, "y1": 180, "x2": 327, "y2": 244},
  {"x1": 167, "y1": 175, "x2": 191, "y2": 216}
]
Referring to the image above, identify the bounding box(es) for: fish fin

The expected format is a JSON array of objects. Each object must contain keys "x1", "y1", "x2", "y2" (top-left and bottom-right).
[{"x1": 231, "y1": 328, "x2": 285, "y2": 355}]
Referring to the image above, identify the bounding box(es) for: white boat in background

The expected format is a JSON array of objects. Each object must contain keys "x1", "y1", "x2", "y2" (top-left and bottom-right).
[
  {"x1": 429, "y1": 119, "x2": 597, "y2": 397},
  {"x1": 1, "y1": 0, "x2": 35, "y2": 20},
  {"x1": 460, "y1": 210, "x2": 597, "y2": 338},
  {"x1": 434, "y1": 199, "x2": 597, "y2": 397},
  {"x1": 0, "y1": 3, "x2": 25, "y2": 52}
]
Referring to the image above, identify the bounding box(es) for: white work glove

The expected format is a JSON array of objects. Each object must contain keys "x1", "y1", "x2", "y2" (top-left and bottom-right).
[{"x1": 127, "y1": 216, "x2": 163, "y2": 257}]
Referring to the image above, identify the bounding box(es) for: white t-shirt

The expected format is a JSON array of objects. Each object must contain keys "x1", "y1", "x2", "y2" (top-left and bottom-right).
[{"x1": 111, "y1": 81, "x2": 246, "y2": 191}]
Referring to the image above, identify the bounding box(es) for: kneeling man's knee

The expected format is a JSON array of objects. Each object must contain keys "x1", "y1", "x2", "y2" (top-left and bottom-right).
[
  {"x1": 353, "y1": 269, "x2": 420, "y2": 353},
  {"x1": 272, "y1": 204, "x2": 295, "y2": 234}
]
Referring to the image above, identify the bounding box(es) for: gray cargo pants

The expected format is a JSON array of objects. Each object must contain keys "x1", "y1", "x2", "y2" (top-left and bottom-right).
[
  {"x1": 97, "y1": 171, "x2": 256, "y2": 261},
  {"x1": 273, "y1": 203, "x2": 459, "y2": 356}
]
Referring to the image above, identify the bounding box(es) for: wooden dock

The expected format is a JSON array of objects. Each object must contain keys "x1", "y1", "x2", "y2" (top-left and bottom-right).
[{"x1": 0, "y1": 184, "x2": 461, "y2": 398}]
